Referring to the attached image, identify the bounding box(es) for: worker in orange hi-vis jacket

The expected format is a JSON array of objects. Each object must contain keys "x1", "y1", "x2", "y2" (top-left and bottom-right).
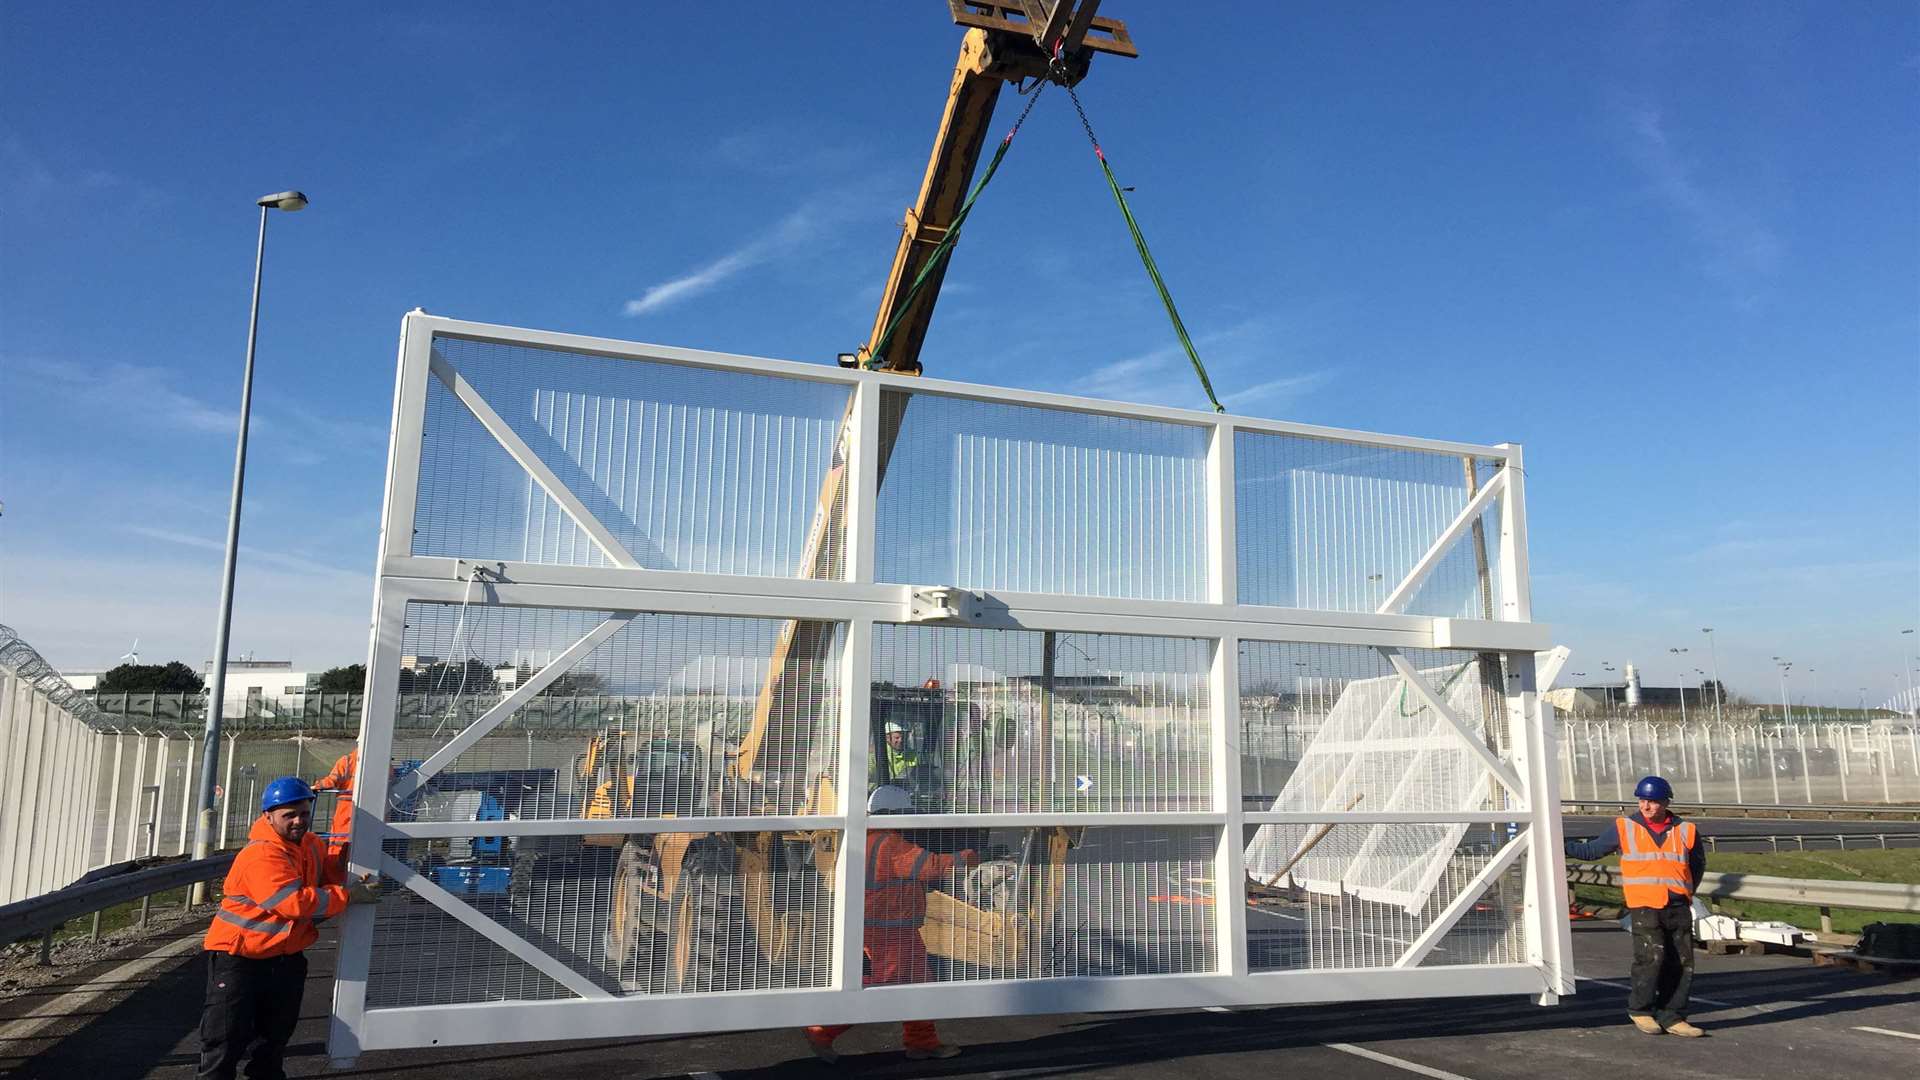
[
  {"x1": 804, "y1": 785, "x2": 979, "y2": 1064},
  {"x1": 198, "y1": 777, "x2": 379, "y2": 1080},
  {"x1": 310, "y1": 746, "x2": 358, "y2": 865}
]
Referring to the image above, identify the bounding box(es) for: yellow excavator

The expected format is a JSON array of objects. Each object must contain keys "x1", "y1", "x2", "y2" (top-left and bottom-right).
[{"x1": 586, "y1": 1, "x2": 1137, "y2": 992}]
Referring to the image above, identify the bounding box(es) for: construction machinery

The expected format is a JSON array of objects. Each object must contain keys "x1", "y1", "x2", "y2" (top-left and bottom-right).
[{"x1": 586, "y1": 2, "x2": 1136, "y2": 991}]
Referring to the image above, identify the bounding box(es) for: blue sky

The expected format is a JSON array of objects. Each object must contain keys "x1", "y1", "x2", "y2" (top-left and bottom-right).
[{"x1": 2, "y1": 2, "x2": 1915, "y2": 707}]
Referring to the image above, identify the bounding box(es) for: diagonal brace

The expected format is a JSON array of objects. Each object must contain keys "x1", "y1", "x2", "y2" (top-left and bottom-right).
[
  {"x1": 379, "y1": 852, "x2": 612, "y2": 999},
  {"x1": 1393, "y1": 828, "x2": 1532, "y2": 968},
  {"x1": 1380, "y1": 647, "x2": 1527, "y2": 800},
  {"x1": 1377, "y1": 468, "x2": 1509, "y2": 615},
  {"x1": 390, "y1": 614, "x2": 635, "y2": 801},
  {"x1": 428, "y1": 349, "x2": 640, "y2": 570}
]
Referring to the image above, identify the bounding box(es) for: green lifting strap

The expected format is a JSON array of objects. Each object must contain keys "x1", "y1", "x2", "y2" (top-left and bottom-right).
[
  {"x1": 865, "y1": 83, "x2": 1049, "y2": 371},
  {"x1": 1065, "y1": 83, "x2": 1227, "y2": 413}
]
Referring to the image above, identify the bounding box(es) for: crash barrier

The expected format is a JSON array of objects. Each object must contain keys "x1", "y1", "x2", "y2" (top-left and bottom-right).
[
  {"x1": 0, "y1": 626, "x2": 115, "y2": 905},
  {"x1": 0, "y1": 850, "x2": 237, "y2": 946},
  {"x1": 1568, "y1": 865, "x2": 1920, "y2": 915},
  {"x1": 1562, "y1": 717, "x2": 1920, "y2": 806},
  {"x1": 1563, "y1": 799, "x2": 1920, "y2": 822},
  {"x1": 326, "y1": 314, "x2": 1576, "y2": 1062}
]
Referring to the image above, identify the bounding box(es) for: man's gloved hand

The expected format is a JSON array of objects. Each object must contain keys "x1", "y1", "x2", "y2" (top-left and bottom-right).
[
  {"x1": 345, "y1": 876, "x2": 382, "y2": 905},
  {"x1": 955, "y1": 849, "x2": 980, "y2": 870}
]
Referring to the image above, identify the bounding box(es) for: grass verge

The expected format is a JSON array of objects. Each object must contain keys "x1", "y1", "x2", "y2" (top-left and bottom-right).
[{"x1": 1569, "y1": 848, "x2": 1920, "y2": 935}]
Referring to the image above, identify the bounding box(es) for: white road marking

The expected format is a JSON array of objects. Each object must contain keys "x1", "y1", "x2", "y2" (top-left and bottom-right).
[
  {"x1": 1854, "y1": 1026, "x2": 1920, "y2": 1042},
  {"x1": 1204, "y1": 1006, "x2": 1233, "y2": 1013},
  {"x1": 1325, "y1": 1042, "x2": 1476, "y2": 1080},
  {"x1": 0, "y1": 933, "x2": 203, "y2": 1045}
]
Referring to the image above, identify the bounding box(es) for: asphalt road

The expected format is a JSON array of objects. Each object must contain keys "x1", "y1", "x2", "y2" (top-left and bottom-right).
[{"x1": 5, "y1": 908, "x2": 1916, "y2": 1079}]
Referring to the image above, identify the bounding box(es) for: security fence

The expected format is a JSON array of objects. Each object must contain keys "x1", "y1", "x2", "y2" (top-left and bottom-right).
[
  {"x1": 1562, "y1": 716, "x2": 1920, "y2": 805},
  {"x1": 327, "y1": 313, "x2": 1574, "y2": 1062},
  {"x1": 0, "y1": 626, "x2": 110, "y2": 905}
]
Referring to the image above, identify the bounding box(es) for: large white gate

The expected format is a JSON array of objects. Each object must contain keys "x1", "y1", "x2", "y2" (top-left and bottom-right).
[{"x1": 329, "y1": 312, "x2": 1572, "y2": 1062}]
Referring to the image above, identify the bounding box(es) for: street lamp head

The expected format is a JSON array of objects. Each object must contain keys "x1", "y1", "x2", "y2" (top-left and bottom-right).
[{"x1": 256, "y1": 190, "x2": 309, "y2": 211}]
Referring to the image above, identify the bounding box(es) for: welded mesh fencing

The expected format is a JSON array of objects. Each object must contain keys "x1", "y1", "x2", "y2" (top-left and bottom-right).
[
  {"x1": 1561, "y1": 716, "x2": 1920, "y2": 805},
  {"x1": 0, "y1": 625, "x2": 110, "y2": 905}
]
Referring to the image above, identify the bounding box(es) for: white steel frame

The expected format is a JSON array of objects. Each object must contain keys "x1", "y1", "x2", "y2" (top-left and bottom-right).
[{"x1": 329, "y1": 313, "x2": 1572, "y2": 1063}]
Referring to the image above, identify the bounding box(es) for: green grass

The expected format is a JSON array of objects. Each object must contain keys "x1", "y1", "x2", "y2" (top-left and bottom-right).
[{"x1": 1570, "y1": 848, "x2": 1920, "y2": 935}]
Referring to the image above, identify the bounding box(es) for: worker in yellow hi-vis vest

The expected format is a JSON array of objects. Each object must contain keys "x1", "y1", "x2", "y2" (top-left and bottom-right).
[{"x1": 1564, "y1": 775, "x2": 1707, "y2": 1037}]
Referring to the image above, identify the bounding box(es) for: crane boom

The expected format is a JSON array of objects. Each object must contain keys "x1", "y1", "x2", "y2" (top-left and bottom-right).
[{"x1": 850, "y1": 2, "x2": 1136, "y2": 376}]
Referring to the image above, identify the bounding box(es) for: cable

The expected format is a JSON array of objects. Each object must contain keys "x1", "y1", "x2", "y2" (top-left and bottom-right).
[{"x1": 1061, "y1": 81, "x2": 1227, "y2": 413}]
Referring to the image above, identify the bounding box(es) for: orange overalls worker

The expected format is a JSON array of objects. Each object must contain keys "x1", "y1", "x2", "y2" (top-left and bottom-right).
[
  {"x1": 1565, "y1": 775, "x2": 1706, "y2": 1037},
  {"x1": 311, "y1": 746, "x2": 358, "y2": 865},
  {"x1": 198, "y1": 777, "x2": 379, "y2": 1080},
  {"x1": 805, "y1": 785, "x2": 980, "y2": 1064}
]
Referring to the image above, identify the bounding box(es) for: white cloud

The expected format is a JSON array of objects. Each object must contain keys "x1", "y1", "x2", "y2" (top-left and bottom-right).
[
  {"x1": 124, "y1": 525, "x2": 365, "y2": 583},
  {"x1": 1073, "y1": 319, "x2": 1335, "y2": 416},
  {"x1": 15, "y1": 355, "x2": 238, "y2": 434},
  {"x1": 1616, "y1": 96, "x2": 1783, "y2": 284},
  {"x1": 622, "y1": 205, "x2": 821, "y2": 317}
]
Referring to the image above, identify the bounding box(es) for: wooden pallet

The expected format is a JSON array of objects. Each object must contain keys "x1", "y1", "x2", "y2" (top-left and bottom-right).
[{"x1": 1811, "y1": 949, "x2": 1920, "y2": 976}]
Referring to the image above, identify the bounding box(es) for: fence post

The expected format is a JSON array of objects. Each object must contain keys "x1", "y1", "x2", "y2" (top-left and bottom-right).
[
  {"x1": 177, "y1": 735, "x2": 197, "y2": 855},
  {"x1": 125, "y1": 730, "x2": 149, "y2": 861},
  {"x1": 1881, "y1": 728, "x2": 1894, "y2": 804},
  {"x1": 1819, "y1": 906, "x2": 1833, "y2": 935},
  {"x1": 219, "y1": 733, "x2": 237, "y2": 847}
]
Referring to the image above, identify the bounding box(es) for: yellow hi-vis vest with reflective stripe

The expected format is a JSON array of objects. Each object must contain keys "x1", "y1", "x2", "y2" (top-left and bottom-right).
[{"x1": 1615, "y1": 816, "x2": 1696, "y2": 909}]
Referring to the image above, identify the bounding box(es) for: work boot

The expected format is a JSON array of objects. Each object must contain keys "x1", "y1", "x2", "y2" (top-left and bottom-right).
[
  {"x1": 1628, "y1": 1014, "x2": 1663, "y2": 1035},
  {"x1": 904, "y1": 1044, "x2": 961, "y2": 1060},
  {"x1": 1664, "y1": 1021, "x2": 1706, "y2": 1038}
]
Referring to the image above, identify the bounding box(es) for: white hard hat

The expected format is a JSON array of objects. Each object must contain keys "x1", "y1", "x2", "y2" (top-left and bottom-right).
[
  {"x1": 884, "y1": 722, "x2": 906, "y2": 734},
  {"x1": 868, "y1": 785, "x2": 914, "y2": 814}
]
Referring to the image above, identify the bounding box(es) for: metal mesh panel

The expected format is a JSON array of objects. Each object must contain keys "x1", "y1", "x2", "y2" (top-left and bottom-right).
[
  {"x1": 366, "y1": 891, "x2": 576, "y2": 1007},
  {"x1": 1236, "y1": 433, "x2": 1502, "y2": 616},
  {"x1": 368, "y1": 829, "x2": 835, "y2": 1002},
  {"x1": 1241, "y1": 642, "x2": 1516, "y2": 912},
  {"x1": 875, "y1": 391, "x2": 1209, "y2": 601},
  {"x1": 863, "y1": 825, "x2": 1216, "y2": 983},
  {"x1": 870, "y1": 625, "x2": 1211, "y2": 813},
  {"x1": 1245, "y1": 826, "x2": 1528, "y2": 971},
  {"x1": 416, "y1": 336, "x2": 850, "y2": 578},
  {"x1": 388, "y1": 603, "x2": 842, "y2": 819}
]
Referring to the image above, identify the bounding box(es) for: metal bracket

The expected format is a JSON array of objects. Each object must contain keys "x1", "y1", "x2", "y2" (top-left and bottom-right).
[{"x1": 908, "y1": 585, "x2": 980, "y2": 623}]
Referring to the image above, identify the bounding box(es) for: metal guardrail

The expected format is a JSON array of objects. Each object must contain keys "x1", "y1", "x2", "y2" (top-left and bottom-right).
[
  {"x1": 1568, "y1": 866, "x2": 1920, "y2": 915},
  {"x1": 1703, "y1": 832, "x2": 1920, "y2": 854},
  {"x1": 1562, "y1": 799, "x2": 1920, "y2": 822},
  {"x1": 0, "y1": 850, "x2": 236, "y2": 946}
]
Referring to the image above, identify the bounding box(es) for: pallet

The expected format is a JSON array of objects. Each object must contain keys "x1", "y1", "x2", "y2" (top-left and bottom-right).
[{"x1": 1811, "y1": 949, "x2": 1920, "y2": 976}]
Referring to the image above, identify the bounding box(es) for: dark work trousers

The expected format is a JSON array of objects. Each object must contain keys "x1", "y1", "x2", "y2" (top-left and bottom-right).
[
  {"x1": 197, "y1": 950, "x2": 308, "y2": 1080},
  {"x1": 1628, "y1": 903, "x2": 1694, "y2": 1026}
]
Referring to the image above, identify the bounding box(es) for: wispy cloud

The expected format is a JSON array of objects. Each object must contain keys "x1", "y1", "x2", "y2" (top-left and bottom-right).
[
  {"x1": 125, "y1": 525, "x2": 363, "y2": 582},
  {"x1": 1615, "y1": 95, "x2": 1782, "y2": 287},
  {"x1": 1, "y1": 134, "x2": 165, "y2": 211},
  {"x1": 13, "y1": 355, "x2": 384, "y2": 463},
  {"x1": 1073, "y1": 319, "x2": 1335, "y2": 415},
  {"x1": 622, "y1": 204, "x2": 823, "y2": 317},
  {"x1": 16, "y1": 355, "x2": 238, "y2": 433}
]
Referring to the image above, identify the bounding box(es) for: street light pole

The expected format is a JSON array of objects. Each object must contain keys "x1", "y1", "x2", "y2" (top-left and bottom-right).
[
  {"x1": 1669, "y1": 646, "x2": 1689, "y2": 723},
  {"x1": 191, "y1": 190, "x2": 308, "y2": 896},
  {"x1": 1903, "y1": 630, "x2": 1916, "y2": 718},
  {"x1": 1701, "y1": 627, "x2": 1724, "y2": 725}
]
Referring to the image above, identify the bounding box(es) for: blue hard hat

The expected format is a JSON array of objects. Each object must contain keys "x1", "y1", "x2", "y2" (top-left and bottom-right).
[
  {"x1": 1633, "y1": 775, "x2": 1674, "y2": 802},
  {"x1": 261, "y1": 776, "x2": 316, "y2": 813}
]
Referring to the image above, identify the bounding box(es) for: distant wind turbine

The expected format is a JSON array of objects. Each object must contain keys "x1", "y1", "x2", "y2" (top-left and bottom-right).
[{"x1": 120, "y1": 639, "x2": 140, "y2": 665}]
